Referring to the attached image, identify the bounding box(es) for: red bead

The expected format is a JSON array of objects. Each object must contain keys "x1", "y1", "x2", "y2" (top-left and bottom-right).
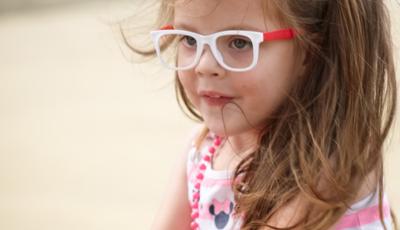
[
  {"x1": 192, "y1": 202, "x2": 198, "y2": 209},
  {"x1": 196, "y1": 173, "x2": 204, "y2": 180},
  {"x1": 208, "y1": 146, "x2": 216, "y2": 154},
  {"x1": 214, "y1": 138, "x2": 221, "y2": 146},
  {"x1": 194, "y1": 183, "x2": 200, "y2": 189},
  {"x1": 190, "y1": 222, "x2": 198, "y2": 229},
  {"x1": 203, "y1": 155, "x2": 211, "y2": 162},
  {"x1": 191, "y1": 211, "x2": 199, "y2": 219},
  {"x1": 193, "y1": 192, "x2": 200, "y2": 200},
  {"x1": 199, "y1": 163, "x2": 206, "y2": 170}
]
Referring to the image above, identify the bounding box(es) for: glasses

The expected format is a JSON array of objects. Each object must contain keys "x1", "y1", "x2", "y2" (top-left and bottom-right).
[{"x1": 150, "y1": 25, "x2": 296, "y2": 72}]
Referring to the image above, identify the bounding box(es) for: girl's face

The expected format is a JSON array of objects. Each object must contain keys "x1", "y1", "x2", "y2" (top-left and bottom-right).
[{"x1": 175, "y1": 0, "x2": 299, "y2": 137}]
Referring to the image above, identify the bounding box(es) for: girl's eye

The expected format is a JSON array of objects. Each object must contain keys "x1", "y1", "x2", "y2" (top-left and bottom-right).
[
  {"x1": 182, "y1": 36, "x2": 197, "y2": 47},
  {"x1": 229, "y1": 38, "x2": 252, "y2": 50}
]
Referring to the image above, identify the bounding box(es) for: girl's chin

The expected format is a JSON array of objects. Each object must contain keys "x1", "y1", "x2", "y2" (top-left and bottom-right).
[
  {"x1": 202, "y1": 120, "x2": 225, "y2": 136},
  {"x1": 204, "y1": 118, "x2": 265, "y2": 139},
  {"x1": 204, "y1": 121, "x2": 243, "y2": 138}
]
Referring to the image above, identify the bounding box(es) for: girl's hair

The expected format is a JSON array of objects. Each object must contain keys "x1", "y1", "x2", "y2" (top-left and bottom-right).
[{"x1": 119, "y1": 0, "x2": 398, "y2": 229}]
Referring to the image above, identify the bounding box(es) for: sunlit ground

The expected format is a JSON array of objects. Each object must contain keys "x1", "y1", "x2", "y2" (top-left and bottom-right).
[{"x1": 0, "y1": 0, "x2": 399, "y2": 229}]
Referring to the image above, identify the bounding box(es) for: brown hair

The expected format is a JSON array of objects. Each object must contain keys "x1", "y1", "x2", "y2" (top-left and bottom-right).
[{"x1": 119, "y1": 0, "x2": 398, "y2": 229}]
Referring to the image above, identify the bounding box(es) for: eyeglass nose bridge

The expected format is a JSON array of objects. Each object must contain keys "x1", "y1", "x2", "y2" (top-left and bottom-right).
[{"x1": 194, "y1": 34, "x2": 225, "y2": 69}]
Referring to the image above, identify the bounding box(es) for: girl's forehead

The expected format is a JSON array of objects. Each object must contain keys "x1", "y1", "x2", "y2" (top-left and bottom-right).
[{"x1": 174, "y1": 0, "x2": 279, "y2": 32}]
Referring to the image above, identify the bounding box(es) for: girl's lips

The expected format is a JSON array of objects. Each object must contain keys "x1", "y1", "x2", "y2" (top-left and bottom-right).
[
  {"x1": 199, "y1": 90, "x2": 235, "y2": 106},
  {"x1": 202, "y1": 95, "x2": 234, "y2": 106},
  {"x1": 199, "y1": 90, "x2": 234, "y2": 98}
]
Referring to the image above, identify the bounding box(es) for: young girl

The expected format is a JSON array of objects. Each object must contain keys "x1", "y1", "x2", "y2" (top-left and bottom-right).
[{"x1": 122, "y1": 0, "x2": 398, "y2": 229}]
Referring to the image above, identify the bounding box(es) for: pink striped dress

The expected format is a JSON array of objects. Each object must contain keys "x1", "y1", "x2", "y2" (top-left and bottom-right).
[{"x1": 186, "y1": 133, "x2": 393, "y2": 230}]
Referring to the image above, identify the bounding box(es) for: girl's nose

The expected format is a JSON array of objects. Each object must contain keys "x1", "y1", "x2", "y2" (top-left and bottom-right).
[{"x1": 194, "y1": 45, "x2": 225, "y2": 77}]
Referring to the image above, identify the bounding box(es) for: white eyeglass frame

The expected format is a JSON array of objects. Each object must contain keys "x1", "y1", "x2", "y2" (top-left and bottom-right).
[{"x1": 150, "y1": 26, "x2": 296, "y2": 72}]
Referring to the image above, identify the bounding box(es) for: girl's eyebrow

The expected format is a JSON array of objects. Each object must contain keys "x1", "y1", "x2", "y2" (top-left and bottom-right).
[
  {"x1": 174, "y1": 22, "x2": 263, "y2": 32},
  {"x1": 174, "y1": 23, "x2": 199, "y2": 32}
]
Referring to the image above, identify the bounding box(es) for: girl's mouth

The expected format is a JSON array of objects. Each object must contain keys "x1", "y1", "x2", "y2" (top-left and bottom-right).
[{"x1": 202, "y1": 95, "x2": 234, "y2": 106}]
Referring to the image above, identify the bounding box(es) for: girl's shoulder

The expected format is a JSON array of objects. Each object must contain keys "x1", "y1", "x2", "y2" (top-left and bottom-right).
[
  {"x1": 334, "y1": 190, "x2": 393, "y2": 229},
  {"x1": 188, "y1": 124, "x2": 213, "y2": 150},
  {"x1": 185, "y1": 124, "x2": 215, "y2": 159},
  {"x1": 264, "y1": 189, "x2": 393, "y2": 230},
  {"x1": 185, "y1": 124, "x2": 209, "y2": 167},
  {"x1": 182, "y1": 124, "x2": 206, "y2": 153}
]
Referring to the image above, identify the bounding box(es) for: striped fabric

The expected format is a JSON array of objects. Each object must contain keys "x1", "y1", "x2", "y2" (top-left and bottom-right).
[
  {"x1": 186, "y1": 133, "x2": 393, "y2": 230},
  {"x1": 333, "y1": 191, "x2": 392, "y2": 229}
]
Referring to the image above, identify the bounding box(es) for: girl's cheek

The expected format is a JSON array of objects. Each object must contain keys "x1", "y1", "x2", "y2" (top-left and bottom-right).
[
  {"x1": 178, "y1": 72, "x2": 199, "y2": 106},
  {"x1": 178, "y1": 72, "x2": 190, "y2": 90}
]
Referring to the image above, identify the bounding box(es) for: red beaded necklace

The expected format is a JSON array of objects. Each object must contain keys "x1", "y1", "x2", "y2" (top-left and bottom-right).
[{"x1": 190, "y1": 135, "x2": 223, "y2": 230}]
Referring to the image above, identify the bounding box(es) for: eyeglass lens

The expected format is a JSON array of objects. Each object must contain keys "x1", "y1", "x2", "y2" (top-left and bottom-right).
[{"x1": 157, "y1": 33, "x2": 255, "y2": 70}]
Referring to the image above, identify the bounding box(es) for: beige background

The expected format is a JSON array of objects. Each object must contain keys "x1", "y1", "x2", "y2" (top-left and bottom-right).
[{"x1": 0, "y1": 0, "x2": 399, "y2": 229}]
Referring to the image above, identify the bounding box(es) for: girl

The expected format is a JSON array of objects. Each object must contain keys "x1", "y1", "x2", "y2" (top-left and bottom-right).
[{"x1": 121, "y1": 0, "x2": 398, "y2": 229}]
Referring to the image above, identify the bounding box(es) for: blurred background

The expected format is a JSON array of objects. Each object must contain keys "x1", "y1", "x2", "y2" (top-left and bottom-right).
[{"x1": 0, "y1": 0, "x2": 399, "y2": 229}]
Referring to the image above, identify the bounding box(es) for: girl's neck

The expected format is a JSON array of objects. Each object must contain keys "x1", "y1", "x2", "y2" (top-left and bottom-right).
[{"x1": 219, "y1": 129, "x2": 260, "y2": 158}]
